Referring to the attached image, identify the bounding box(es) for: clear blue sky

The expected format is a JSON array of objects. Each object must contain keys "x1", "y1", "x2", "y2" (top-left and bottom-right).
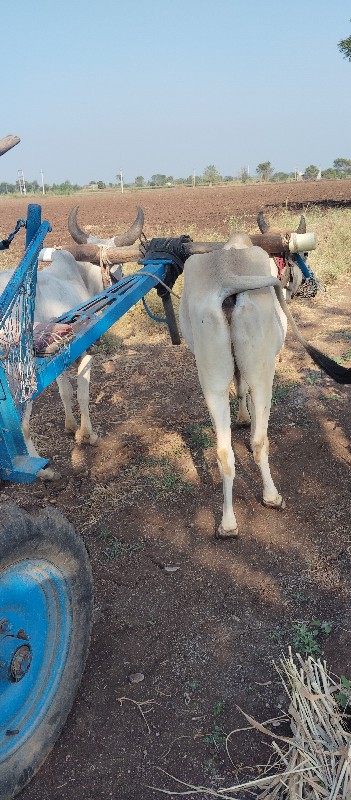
[{"x1": 1, "y1": 0, "x2": 350, "y2": 185}]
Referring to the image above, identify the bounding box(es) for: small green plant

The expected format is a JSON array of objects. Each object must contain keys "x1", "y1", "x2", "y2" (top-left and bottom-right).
[
  {"x1": 187, "y1": 422, "x2": 213, "y2": 450},
  {"x1": 187, "y1": 679, "x2": 200, "y2": 691},
  {"x1": 306, "y1": 370, "x2": 321, "y2": 385},
  {"x1": 335, "y1": 348, "x2": 351, "y2": 365},
  {"x1": 203, "y1": 725, "x2": 226, "y2": 748},
  {"x1": 213, "y1": 701, "x2": 224, "y2": 717},
  {"x1": 98, "y1": 531, "x2": 144, "y2": 561},
  {"x1": 271, "y1": 380, "x2": 296, "y2": 405},
  {"x1": 144, "y1": 456, "x2": 191, "y2": 494},
  {"x1": 335, "y1": 675, "x2": 351, "y2": 710},
  {"x1": 291, "y1": 620, "x2": 332, "y2": 657},
  {"x1": 320, "y1": 392, "x2": 342, "y2": 402},
  {"x1": 203, "y1": 701, "x2": 226, "y2": 748}
]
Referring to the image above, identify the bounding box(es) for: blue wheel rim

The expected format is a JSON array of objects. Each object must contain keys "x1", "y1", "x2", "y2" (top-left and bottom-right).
[{"x1": 0, "y1": 558, "x2": 73, "y2": 763}]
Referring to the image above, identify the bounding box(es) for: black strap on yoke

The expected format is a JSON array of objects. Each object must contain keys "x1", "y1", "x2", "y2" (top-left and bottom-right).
[{"x1": 143, "y1": 235, "x2": 192, "y2": 297}]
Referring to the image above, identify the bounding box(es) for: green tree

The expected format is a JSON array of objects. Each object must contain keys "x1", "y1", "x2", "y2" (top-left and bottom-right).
[
  {"x1": 97, "y1": 180, "x2": 106, "y2": 189},
  {"x1": 202, "y1": 165, "x2": 221, "y2": 184},
  {"x1": 271, "y1": 171, "x2": 290, "y2": 182},
  {"x1": 135, "y1": 176, "x2": 144, "y2": 187},
  {"x1": 303, "y1": 165, "x2": 319, "y2": 181},
  {"x1": 149, "y1": 174, "x2": 167, "y2": 186},
  {"x1": 321, "y1": 168, "x2": 340, "y2": 180},
  {"x1": 256, "y1": 161, "x2": 274, "y2": 181},
  {"x1": 333, "y1": 158, "x2": 351, "y2": 173},
  {"x1": 338, "y1": 27, "x2": 351, "y2": 61},
  {"x1": 238, "y1": 167, "x2": 249, "y2": 183}
]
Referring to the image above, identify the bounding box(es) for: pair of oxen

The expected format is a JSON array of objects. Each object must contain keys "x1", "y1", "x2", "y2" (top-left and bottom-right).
[{"x1": 3, "y1": 203, "x2": 350, "y2": 536}]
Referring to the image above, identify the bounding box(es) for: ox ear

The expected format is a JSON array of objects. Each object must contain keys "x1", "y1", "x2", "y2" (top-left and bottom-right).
[
  {"x1": 257, "y1": 210, "x2": 269, "y2": 233},
  {"x1": 296, "y1": 215, "x2": 306, "y2": 234}
]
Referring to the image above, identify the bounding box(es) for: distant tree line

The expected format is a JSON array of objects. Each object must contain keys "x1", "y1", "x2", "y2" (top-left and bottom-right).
[{"x1": 1, "y1": 158, "x2": 351, "y2": 196}]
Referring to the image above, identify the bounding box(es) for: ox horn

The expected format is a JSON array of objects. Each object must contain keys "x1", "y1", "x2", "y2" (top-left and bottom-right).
[
  {"x1": 296, "y1": 215, "x2": 306, "y2": 234},
  {"x1": 68, "y1": 206, "x2": 144, "y2": 246},
  {"x1": 257, "y1": 210, "x2": 269, "y2": 233}
]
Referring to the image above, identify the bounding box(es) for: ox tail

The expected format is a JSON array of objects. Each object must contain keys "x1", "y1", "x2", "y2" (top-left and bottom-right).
[
  {"x1": 223, "y1": 275, "x2": 279, "y2": 297},
  {"x1": 274, "y1": 285, "x2": 351, "y2": 385}
]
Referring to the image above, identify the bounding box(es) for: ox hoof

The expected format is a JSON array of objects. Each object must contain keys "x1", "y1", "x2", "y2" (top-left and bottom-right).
[
  {"x1": 262, "y1": 496, "x2": 286, "y2": 511},
  {"x1": 38, "y1": 467, "x2": 61, "y2": 482},
  {"x1": 65, "y1": 421, "x2": 78, "y2": 435},
  {"x1": 75, "y1": 430, "x2": 99, "y2": 446},
  {"x1": 215, "y1": 524, "x2": 239, "y2": 540},
  {"x1": 235, "y1": 418, "x2": 251, "y2": 428}
]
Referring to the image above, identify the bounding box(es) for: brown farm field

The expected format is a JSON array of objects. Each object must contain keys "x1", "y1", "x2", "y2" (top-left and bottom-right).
[{"x1": 1, "y1": 182, "x2": 351, "y2": 799}]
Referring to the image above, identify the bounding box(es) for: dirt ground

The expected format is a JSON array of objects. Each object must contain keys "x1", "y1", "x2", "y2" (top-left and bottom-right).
[{"x1": 1, "y1": 182, "x2": 351, "y2": 799}]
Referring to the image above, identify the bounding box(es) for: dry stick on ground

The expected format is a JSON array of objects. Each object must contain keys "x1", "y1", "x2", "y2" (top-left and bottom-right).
[{"x1": 117, "y1": 696, "x2": 157, "y2": 735}]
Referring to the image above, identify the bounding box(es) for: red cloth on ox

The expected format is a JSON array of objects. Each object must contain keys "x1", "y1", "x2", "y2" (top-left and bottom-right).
[
  {"x1": 33, "y1": 322, "x2": 73, "y2": 356},
  {"x1": 274, "y1": 256, "x2": 286, "y2": 280}
]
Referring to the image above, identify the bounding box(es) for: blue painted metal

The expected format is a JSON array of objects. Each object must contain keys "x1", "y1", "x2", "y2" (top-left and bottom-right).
[
  {"x1": 294, "y1": 252, "x2": 313, "y2": 279},
  {"x1": 0, "y1": 558, "x2": 72, "y2": 760},
  {"x1": 0, "y1": 362, "x2": 48, "y2": 480},
  {"x1": 0, "y1": 206, "x2": 51, "y2": 480},
  {"x1": 0, "y1": 219, "x2": 51, "y2": 323}
]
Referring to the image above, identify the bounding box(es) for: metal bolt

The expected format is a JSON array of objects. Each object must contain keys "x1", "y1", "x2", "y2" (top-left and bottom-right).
[
  {"x1": 10, "y1": 645, "x2": 32, "y2": 683},
  {"x1": 16, "y1": 628, "x2": 29, "y2": 641}
]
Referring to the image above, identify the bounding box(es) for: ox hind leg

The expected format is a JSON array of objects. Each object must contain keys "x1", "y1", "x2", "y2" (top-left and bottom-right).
[
  {"x1": 21, "y1": 402, "x2": 60, "y2": 481},
  {"x1": 56, "y1": 372, "x2": 78, "y2": 434},
  {"x1": 192, "y1": 309, "x2": 238, "y2": 538},
  {"x1": 75, "y1": 352, "x2": 98, "y2": 445},
  {"x1": 233, "y1": 368, "x2": 251, "y2": 426},
  {"x1": 249, "y1": 370, "x2": 285, "y2": 509},
  {"x1": 56, "y1": 354, "x2": 98, "y2": 445}
]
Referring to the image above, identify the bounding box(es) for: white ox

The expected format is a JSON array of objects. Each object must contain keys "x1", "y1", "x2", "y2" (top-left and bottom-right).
[
  {"x1": 179, "y1": 231, "x2": 348, "y2": 538},
  {"x1": 0, "y1": 209, "x2": 144, "y2": 479}
]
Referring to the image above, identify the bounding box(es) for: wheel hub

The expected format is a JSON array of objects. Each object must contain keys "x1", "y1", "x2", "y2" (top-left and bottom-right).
[{"x1": 0, "y1": 619, "x2": 32, "y2": 683}]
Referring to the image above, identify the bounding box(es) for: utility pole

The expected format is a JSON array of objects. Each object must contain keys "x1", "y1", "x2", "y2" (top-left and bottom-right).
[
  {"x1": 120, "y1": 169, "x2": 124, "y2": 194},
  {"x1": 40, "y1": 169, "x2": 45, "y2": 195},
  {"x1": 192, "y1": 168, "x2": 196, "y2": 189},
  {"x1": 17, "y1": 169, "x2": 26, "y2": 194}
]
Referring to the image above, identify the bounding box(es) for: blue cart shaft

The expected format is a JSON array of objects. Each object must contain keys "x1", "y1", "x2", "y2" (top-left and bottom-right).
[{"x1": 33, "y1": 262, "x2": 167, "y2": 397}]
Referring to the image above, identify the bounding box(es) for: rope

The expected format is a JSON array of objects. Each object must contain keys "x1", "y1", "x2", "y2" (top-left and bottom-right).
[
  {"x1": 98, "y1": 246, "x2": 113, "y2": 289},
  {"x1": 133, "y1": 269, "x2": 181, "y2": 300}
]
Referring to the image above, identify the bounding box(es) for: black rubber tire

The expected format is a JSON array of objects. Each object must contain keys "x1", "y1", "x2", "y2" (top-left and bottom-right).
[{"x1": 0, "y1": 503, "x2": 93, "y2": 800}]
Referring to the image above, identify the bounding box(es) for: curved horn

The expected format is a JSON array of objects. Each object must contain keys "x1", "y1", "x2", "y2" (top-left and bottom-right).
[
  {"x1": 113, "y1": 207, "x2": 144, "y2": 246},
  {"x1": 68, "y1": 206, "x2": 144, "y2": 246},
  {"x1": 257, "y1": 210, "x2": 269, "y2": 233},
  {"x1": 296, "y1": 215, "x2": 306, "y2": 234},
  {"x1": 68, "y1": 206, "x2": 89, "y2": 244}
]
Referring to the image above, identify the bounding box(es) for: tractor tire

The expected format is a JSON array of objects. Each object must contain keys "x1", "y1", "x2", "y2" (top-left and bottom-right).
[{"x1": 0, "y1": 502, "x2": 93, "y2": 800}]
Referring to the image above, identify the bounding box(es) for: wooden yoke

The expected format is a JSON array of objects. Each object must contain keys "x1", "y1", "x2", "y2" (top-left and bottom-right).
[
  {"x1": 0, "y1": 135, "x2": 20, "y2": 157},
  {"x1": 185, "y1": 231, "x2": 316, "y2": 257}
]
